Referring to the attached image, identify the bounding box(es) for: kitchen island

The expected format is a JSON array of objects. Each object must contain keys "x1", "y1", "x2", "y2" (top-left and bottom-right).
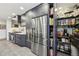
[{"x1": 9, "y1": 32, "x2": 28, "y2": 47}]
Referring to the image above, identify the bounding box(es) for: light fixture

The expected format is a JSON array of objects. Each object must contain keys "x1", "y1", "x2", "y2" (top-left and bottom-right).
[
  {"x1": 55, "y1": 8, "x2": 57, "y2": 11},
  {"x1": 12, "y1": 13, "x2": 16, "y2": 16},
  {"x1": 20, "y1": 6, "x2": 24, "y2": 10}
]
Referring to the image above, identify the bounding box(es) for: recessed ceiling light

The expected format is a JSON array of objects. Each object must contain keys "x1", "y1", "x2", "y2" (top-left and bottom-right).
[
  {"x1": 12, "y1": 13, "x2": 16, "y2": 16},
  {"x1": 20, "y1": 6, "x2": 24, "y2": 10},
  {"x1": 55, "y1": 8, "x2": 57, "y2": 11}
]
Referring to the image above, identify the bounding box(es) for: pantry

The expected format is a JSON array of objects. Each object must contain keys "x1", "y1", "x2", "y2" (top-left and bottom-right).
[{"x1": 55, "y1": 3, "x2": 79, "y2": 56}]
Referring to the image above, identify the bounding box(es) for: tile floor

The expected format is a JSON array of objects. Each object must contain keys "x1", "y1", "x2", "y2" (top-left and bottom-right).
[
  {"x1": 0, "y1": 40, "x2": 36, "y2": 56},
  {"x1": 0, "y1": 40, "x2": 69, "y2": 56}
]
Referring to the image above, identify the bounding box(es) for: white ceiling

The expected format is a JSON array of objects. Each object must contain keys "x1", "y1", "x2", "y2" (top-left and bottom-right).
[{"x1": 0, "y1": 3, "x2": 40, "y2": 20}]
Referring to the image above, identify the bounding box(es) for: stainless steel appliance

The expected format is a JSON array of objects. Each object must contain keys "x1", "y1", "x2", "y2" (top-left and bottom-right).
[{"x1": 31, "y1": 15, "x2": 48, "y2": 56}]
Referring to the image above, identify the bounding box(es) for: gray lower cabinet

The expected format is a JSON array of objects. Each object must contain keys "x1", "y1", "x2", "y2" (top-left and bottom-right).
[
  {"x1": 15, "y1": 35, "x2": 26, "y2": 47},
  {"x1": 15, "y1": 34, "x2": 20, "y2": 45},
  {"x1": 9, "y1": 33, "x2": 27, "y2": 47},
  {"x1": 25, "y1": 41, "x2": 31, "y2": 49},
  {"x1": 16, "y1": 34, "x2": 26, "y2": 46}
]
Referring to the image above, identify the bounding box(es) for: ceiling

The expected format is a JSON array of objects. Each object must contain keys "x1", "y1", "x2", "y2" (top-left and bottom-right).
[
  {"x1": 0, "y1": 3, "x2": 40, "y2": 20},
  {"x1": 1, "y1": 3, "x2": 79, "y2": 20}
]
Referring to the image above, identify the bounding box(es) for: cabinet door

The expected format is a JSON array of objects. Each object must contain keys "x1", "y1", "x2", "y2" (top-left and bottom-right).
[
  {"x1": 20, "y1": 35, "x2": 26, "y2": 46},
  {"x1": 26, "y1": 41, "x2": 31, "y2": 49},
  {"x1": 15, "y1": 35, "x2": 21, "y2": 45}
]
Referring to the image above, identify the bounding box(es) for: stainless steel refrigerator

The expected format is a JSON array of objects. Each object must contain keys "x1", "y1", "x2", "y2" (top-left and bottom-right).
[{"x1": 31, "y1": 15, "x2": 48, "y2": 56}]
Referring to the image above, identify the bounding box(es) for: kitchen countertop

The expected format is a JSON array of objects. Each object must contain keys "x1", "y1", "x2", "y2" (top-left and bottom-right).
[
  {"x1": 15, "y1": 32, "x2": 26, "y2": 35},
  {"x1": 9, "y1": 32, "x2": 26, "y2": 35}
]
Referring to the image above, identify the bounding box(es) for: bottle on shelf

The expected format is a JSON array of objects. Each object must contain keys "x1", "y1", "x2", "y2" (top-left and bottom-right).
[{"x1": 49, "y1": 18, "x2": 53, "y2": 25}]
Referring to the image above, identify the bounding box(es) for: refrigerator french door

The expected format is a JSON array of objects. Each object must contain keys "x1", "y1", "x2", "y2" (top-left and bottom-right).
[{"x1": 31, "y1": 14, "x2": 48, "y2": 56}]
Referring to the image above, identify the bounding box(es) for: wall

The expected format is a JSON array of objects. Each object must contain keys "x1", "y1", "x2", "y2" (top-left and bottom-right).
[
  {"x1": 0, "y1": 20, "x2": 7, "y2": 40},
  {"x1": 6, "y1": 19, "x2": 11, "y2": 40},
  {"x1": 0, "y1": 30, "x2": 6, "y2": 39}
]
